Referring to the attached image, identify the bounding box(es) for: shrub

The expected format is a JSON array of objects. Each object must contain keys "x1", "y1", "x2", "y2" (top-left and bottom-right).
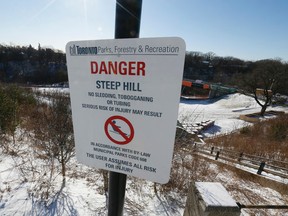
[
  {"x1": 0, "y1": 90, "x2": 13, "y2": 133},
  {"x1": 239, "y1": 126, "x2": 250, "y2": 135},
  {"x1": 0, "y1": 84, "x2": 36, "y2": 136},
  {"x1": 266, "y1": 115, "x2": 288, "y2": 141}
]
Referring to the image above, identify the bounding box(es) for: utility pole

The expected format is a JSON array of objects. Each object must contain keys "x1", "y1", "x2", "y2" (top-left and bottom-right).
[{"x1": 108, "y1": 1, "x2": 142, "y2": 216}]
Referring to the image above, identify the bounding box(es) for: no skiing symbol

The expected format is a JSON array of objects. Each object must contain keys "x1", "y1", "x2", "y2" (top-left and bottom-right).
[{"x1": 104, "y1": 115, "x2": 134, "y2": 145}]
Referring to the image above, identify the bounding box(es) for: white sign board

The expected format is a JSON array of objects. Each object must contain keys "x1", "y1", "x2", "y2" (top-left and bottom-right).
[{"x1": 66, "y1": 37, "x2": 185, "y2": 183}]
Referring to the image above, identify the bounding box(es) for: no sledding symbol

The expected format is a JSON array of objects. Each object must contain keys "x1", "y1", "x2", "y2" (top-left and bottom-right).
[{"x1": 104, "y1": 115, "x2": 134, "y2": 145}]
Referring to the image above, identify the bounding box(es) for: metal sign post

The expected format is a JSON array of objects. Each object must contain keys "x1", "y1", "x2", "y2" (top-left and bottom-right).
[
  {"x1": 66, "y1": 1, "x2": 185, "y2": 215},
  {"x1": 108, "y1": 1, "x2": 142, "y2": 215}
]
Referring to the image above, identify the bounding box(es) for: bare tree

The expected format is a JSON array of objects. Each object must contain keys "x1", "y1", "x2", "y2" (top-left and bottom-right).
[
  {"x1": 242, "y1": 59, "x2": 285, "y2": 116},
  {"x1": 34, "y1": 91, "x2": 74, "y2": 185}
]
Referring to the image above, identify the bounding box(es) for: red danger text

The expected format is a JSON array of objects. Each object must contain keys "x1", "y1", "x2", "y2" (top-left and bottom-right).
[{"x1": 90, "y1": 61, "x2": 146, "y2": 76}]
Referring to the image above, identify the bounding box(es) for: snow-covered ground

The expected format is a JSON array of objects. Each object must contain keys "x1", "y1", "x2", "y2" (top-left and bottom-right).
[
  {"x1": 178, "y1": 93, "x2": 288, "y2": 137},
  {"x1": 1, "y1": 90, "x2": 288, "y2": 215}
]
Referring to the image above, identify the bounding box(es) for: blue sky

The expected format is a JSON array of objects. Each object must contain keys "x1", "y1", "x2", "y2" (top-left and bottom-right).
[{"x1": 1, "y1": 0, "x2": 288, "y2": 61}]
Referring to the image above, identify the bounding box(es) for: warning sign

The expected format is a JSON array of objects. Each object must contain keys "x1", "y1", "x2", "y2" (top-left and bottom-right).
[
  {"x1": 66, "y1": 37, "x2": 185, "y2": 183},
  {"x1": 104, "y1": 115, "x2": 134, "y2": 145}
]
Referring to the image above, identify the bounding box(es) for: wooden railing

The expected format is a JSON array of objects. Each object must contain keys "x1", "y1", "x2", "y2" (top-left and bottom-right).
[{"x1": 194, "y1": 144, "x2": 288, "y2": 179}]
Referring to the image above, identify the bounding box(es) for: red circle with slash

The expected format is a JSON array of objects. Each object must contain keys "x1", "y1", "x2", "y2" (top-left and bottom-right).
[{"x1": 104, "y1": 115, "x2": 134, "y2": 145}]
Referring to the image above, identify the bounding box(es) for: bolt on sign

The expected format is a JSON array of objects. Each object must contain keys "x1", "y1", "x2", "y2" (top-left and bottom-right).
[{"x1": 66, "y1": 37, "x2": 185, "y2": 184}]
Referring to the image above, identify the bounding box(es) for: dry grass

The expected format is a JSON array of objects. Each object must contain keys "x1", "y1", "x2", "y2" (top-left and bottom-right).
[{"x1": 206, "y1": 113, "x2": 288, "y2": 162}]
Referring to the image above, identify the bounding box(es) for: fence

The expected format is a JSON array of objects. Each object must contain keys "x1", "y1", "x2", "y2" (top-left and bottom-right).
[{"x1": 194, "y1": 144, "x2": 288, "y2": 179}]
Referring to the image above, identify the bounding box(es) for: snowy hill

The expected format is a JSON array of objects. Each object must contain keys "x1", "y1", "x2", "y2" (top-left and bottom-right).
[{"x1": 1, "y1": 91, "x2": 288, "y2": 215}]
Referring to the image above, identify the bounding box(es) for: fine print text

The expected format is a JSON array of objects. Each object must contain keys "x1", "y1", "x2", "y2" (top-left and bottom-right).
[
  {"x1": 86, "y1": 142, "x2": 157, "y2": 174},
  {"x1": 83, "y1": 91, "x2": 163, "y2": 118}
]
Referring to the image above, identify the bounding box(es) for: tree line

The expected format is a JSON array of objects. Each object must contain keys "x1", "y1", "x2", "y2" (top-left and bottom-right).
[
  {"x1": 1, "y1": 44, "x2": 287, "y2": 92},
  {"x1": 0, "y1": 44, "x2": 67, "y2": 84},
  {"x1": 184, "y1": 51, "x2": 288, "y2": 93}
]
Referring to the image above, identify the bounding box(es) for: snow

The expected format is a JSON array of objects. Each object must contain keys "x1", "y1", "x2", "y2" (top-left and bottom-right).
[
  {"x1": 34, "y1": 87, "x2": 69, "y2": 94},
  {"x1": 195, "y1": 182, "x2": 238, "y2": 207},
  {"x1": 178, "y1": 93, "x2": 288, "y2": 137},
  {"x1": 1, "y1": 90, "x2": 288, "y2": 215}
]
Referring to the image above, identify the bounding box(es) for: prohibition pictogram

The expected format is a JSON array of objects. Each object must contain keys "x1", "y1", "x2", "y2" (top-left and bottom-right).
[{"x1": 104, "y1": 115, "x2": 134, "y2": 145}]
